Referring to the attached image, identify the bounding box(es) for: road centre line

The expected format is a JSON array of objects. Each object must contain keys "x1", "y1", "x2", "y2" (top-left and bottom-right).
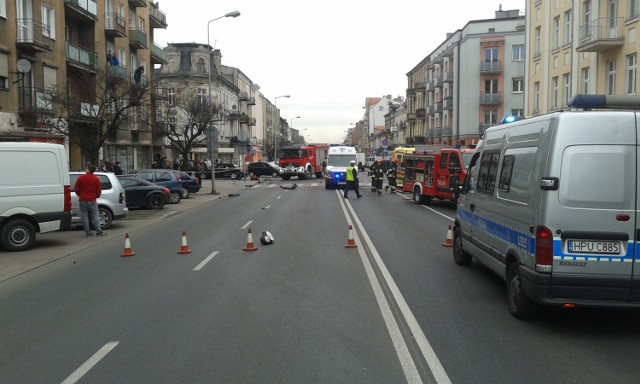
[
  {"x1": 60, "y1": 341, "x2": 119, "y2": 384},
  {"x1": 338, "y1": 191, "x2": 452, "y2": 384},
  {"x1": 194, "y1": 251, "x2": 219, "y2": 271},
  {"x1": 241, "y1": 220, "x2": 253, "y2": 230}
]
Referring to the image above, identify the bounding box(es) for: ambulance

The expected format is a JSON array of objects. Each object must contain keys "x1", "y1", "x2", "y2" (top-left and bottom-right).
[
  {"x1": 454, "y1": 94, "x2": 640, "y2": 318},
  {"x1": 325, "y1": 146, "x2": 358, "y2": 189}
]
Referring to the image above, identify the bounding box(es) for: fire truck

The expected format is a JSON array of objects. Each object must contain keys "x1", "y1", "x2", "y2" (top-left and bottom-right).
[
  {"x1": 278, "y1": 144, "x2": 329, "y2": 180},
  {"x1": 402, "y1": 147, "x2": 475, "y2": 204}
]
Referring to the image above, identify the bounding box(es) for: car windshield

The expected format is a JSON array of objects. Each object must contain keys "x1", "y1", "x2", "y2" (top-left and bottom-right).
[{"x1": 328, "y1": 155, "x2": 357, "y2": 167}]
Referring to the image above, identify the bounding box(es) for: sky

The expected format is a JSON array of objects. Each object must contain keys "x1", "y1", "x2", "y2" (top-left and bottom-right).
[{"x1": 154, "y1": 0, "x2": 525, "y2": 143}]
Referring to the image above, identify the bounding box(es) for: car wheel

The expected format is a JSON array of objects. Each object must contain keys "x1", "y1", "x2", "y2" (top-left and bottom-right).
[
  {"x1": 230, "y1": 172, "x2": 238, "y2": 180},
  {"x1": 249, "y1": 171, "x2": 256, "y2": 177},
  {"x1": 99, "y1": 207, "x2": 113, "y2": 230},
  {"x1": 0, "y1": 218, "x2": 36, "y2": 252},
  {"x1": 147, "y1": 193, "x2": 166, "y2": 209},
  {"x1": 507, "y1": 262, "x2": 537, "y2": 319},
  {"x1": 272, "y1": 171, "x2": 279, "y2": 178},
  {"x1": 282, "y1": 175, "x2": 291, "y2": 180},
  {"x1": 170, "y1": 191, "x2": 182, "y2": 204},
  {"x1": 182, "y1": 189, "x2": 190, "y2": 199},
  {"x1": 453, "y1": 225, "x2": 472, "y2": 265}
]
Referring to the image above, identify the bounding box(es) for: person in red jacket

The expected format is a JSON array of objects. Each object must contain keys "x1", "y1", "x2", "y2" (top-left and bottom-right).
[{"x1": 74, "y1": 164, "x2": 105, "y2": 236}]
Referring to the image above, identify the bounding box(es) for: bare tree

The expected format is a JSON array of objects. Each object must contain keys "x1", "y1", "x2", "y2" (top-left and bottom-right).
[
  {"x1": 153, "y1": 89, "x2": 226, "y2": 170},
  {"x1": 34, "y1": 68, "x2": 150, "y2": 166}
]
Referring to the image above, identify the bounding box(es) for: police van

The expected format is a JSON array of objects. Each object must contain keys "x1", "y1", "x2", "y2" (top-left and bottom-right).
[{"x1": 453, "y1": 94, "x2": 640, "y2": 318}]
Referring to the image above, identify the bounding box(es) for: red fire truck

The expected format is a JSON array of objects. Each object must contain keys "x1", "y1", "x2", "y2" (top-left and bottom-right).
[
  {"x1": 278, "y1": 144, "x2": 329, "y2": 180},
  {"x1": 402, "y1": 148, "x2": 475, "y2": 204}
]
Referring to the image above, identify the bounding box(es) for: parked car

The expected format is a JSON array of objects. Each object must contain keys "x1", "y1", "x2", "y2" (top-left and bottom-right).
[
  {"x1": 69, "y1": 171, "x2": 129, "y2": 230},
  {"x1": 128, "y1": 170, "x2": 185, "y2": 204},
  {"x1": 211, "y1": 163, "x2": 243, "y2": 179},
  {"x1": 247, "y1": 161, "x2": 281, "y2": 177},
  {"x1": 175, "y1": 171, "x2": 201, "y2": 197},
  {"x1": 117, "y1": 176, "x2": 170, "y2": 209}
]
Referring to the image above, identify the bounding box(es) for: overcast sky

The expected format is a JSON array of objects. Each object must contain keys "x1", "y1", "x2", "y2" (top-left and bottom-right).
[{"x1": 154, "y1": 0, "x2": 525, "y2": 143}]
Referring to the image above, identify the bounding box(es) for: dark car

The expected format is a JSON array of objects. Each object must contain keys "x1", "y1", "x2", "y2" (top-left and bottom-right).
[
  {"x1": 247, "y1": 161, "x2": 281, "y2": 177},
  {"x1": 212, "y1": 163, "x2": 243, "y2": 179},
  {"x1": 128, "y1": 169, "x2": 185, "y2": 204},
  {"x1": 175, "y1": 171, "x2": 202, "y2": 197},
  {"x1": 117, "y1": 176, "x2": 170, "y2": 209}
]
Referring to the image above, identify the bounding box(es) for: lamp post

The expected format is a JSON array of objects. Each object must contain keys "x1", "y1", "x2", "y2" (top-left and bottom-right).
[
  {"x1": 207, "y1": 10, "x2": 240, "y2": 194},
  {"x1": 273, "y1": 95, "x2": 290, "y2": 162}
]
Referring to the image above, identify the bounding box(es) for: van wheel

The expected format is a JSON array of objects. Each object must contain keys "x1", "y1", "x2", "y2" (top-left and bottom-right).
[
  {"x1": 453, "y1": 226, "x2": 472, "y2": 265},
  {"x1": 507, "y1": 263, "x2": 537, "y2": 319},
  {"x1": 0, "y1": 219, "x2": 36, "y2": 252},
  {"x1": 99, "y1": 207, "x2": 113, "y2": 230}
]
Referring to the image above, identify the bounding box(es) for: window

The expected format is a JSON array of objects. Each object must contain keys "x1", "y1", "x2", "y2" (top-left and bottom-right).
[
  {"x1": 498, "y1": 155, "x2": 514, "y2": 192},
  {"x1": 629, "y1": 0, "x2": 638, "y2": 19},
  {"x1": 627, "y1": 54, "x2": 637, "y2": 94},
  {"x1": 0, "y1": 0, "x2": 5, "y2": 19},
  {"x1": 0, "y1": 52, "x2": 8, "y2": 90},
  {"x1": 534, "y1": 82, "x2": 540, "y2": 112},
  {"x1": 563, "y1": 73, "x2": 571, "y2": 105},
  {"x1": 551, "y1": 77, "x2": 559, "y2": 109},
  {"x1": 196, "y1": 58, "x2": 205, "y2": 75},
  {"x1": 553, "y1": 16, "x2": 560, "y2": 49},
  {"x1": 168, "y1": 88, "x2": 175, "y2": 105},
  {"x1": 583, "y1": 0, "x2": 592, "y2": 38},
  {"x1": 512, "y1": 44, "x2": 525, "y2": 61},
  {"x1": 564, "y1": 10, "x2": 572, "y2": 45},
  {"x1": 609, "y1": 0, "x2": 618, "y2": 28},
  {"x1": 607, "y1": 60, "x2": 616, "y2": 95},
  {"x1": 581, "y1": 67, "x2": 590, "y2": 93},
  {"x1": 498, "y1": 147, "x2": 537, "y2": 203},
  {"x1": 511, "y1": 109, "x2": 524, "y2": 117},
  {"x1": 477, "y1": 152, "x2": 500, "y2": 194},
  {"x1": 513, "y1": 78, "x2": 524, "y2": 93},
  {"x1": 535, "y1": 27, "x2": 541, "y2": 56},
  {"x1": 483, "y1": 109, "x2": 498, "y2": 125},
  {"x1": 197, "y1": 88, "x2": 207, "y2": 104},
  {"x1": 41, "y1": 5, "x2": 55, "y2": 39},
  {"x1": 484, "y1": 79, "x2": 498, "y2": 93},
  {"x1": 485, "y1": 47, "x2": 498, "y2": 62}
]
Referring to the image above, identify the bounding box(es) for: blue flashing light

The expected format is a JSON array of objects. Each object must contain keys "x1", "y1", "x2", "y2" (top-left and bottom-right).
[
  {"x1": 568, "y1": 94, "x2": 606, "y2": 109},
  {"x1": 501, "y1": 115, "x2": 524, "y2": 124}
]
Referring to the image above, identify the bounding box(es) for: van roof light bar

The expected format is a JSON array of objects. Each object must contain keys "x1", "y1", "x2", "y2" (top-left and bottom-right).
[{"x1": 568, "y1": 94, "x2": 640, "y2": 110}]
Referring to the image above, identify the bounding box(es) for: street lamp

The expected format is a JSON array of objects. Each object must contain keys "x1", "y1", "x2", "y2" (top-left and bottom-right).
[
  {"x1": 207, "y1": 10, "x2": 240, "y2": 194},
  {"x1": 273, "y1": 95, "x2": 290, "y2": 162}
]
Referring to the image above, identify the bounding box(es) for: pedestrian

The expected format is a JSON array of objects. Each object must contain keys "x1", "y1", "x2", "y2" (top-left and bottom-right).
[
  {"x1": 194, "y1": 160, "x2": 204, "y2": 185},
  {"x1": 370, "y1": 158, "x2": 385, "y2": 195},
  {"x1": 133, "y1": 65, "x2": 144, "y2": 85},
  {"x1": 113, "y1": 161, "x2": 123, "y2": 175},
  {"x1": 74, "y1": 164, "x2": 106, "y2": 237},
  {"x1": 321, "y1": 159, "x2": 327, "y2": 177},
  {"x1": 343, "y1": 160, "x2": 362, "y2": 199},
  {"x1": 386, "y1": 159, "x2": 398, "y2": 193}
]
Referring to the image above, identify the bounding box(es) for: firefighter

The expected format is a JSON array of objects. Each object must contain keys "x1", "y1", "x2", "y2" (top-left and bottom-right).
[
  {"x1": 386, "y1": 159, "x2": 398, "y2": 193},
  {"x1": 370, "y1": 158, "x2": 385, "y2": 195}
]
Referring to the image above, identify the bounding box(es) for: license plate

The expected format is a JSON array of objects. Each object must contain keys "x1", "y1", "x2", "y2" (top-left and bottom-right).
[{"x1": 567, "y1": 240, "x2": 621, "y2": 255}]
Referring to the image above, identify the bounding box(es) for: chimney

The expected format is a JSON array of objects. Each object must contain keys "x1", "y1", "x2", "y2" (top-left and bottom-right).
[{"x1": 212, "y1": 49, "x2": 222, "y2": 69}]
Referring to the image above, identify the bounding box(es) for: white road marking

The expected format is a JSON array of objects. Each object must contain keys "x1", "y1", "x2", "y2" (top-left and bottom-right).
[
  {"x1": 241, "y1": 220, "x2": 253, "y2": 230},
  {"x1": 276, "y1": 195, "x2": 282, "y2": 199},
  {"x1": 263, "y1": 205, "x2": 271, "y2": 210},
  {"x1": 194, "y1": 251, "x2": 219, "y2": 271},
  {"x1": 60, "y1": 341, "x2": 119, "y2": 384},
  {"x1": 338, "y1": 191, "x2": 452, "y2": 384},
  {"x1": 420, "y1": 205, "x2": 455, "y2": 222}
]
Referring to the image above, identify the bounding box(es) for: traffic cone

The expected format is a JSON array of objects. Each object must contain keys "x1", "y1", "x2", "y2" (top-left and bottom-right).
[
  {"x1": 345, "y1": 225, "x2": 357, "y2": 248},
  {"x1": 442, "y1": 225, "x2": 454, "y2": 247},
  {"x1": 243, "y1": 228, "x2": 258, "y2": 252},
  {"x1": 178, "y1": 230, "x2": 192, "y2": 254},
  {"x1": 120, "y1": 233, "x2": 135, "y2": 257}
]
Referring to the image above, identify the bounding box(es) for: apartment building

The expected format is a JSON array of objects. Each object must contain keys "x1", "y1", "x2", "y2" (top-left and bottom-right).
[
  {"x1": 0, "y1": 0, "x2": 167, "y2": 171},
  {"x1": 406, "y1": 7, "x2": 525, "y2": 148},
  {"x1": 526, "y1": 0, "x2": 640, "y2": 115}
]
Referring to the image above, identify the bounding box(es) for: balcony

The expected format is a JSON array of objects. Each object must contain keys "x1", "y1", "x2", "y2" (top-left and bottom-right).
[
  {"x1": 129, "y1": 28, "x2": 148, "y2": 49},
  {"x1": 426, "y1": 80, "x2": 433, "y2": 92},
  {"x1": 64, "y1": 0, "x2": 98, "y2": 21},
  {"x1": 416, "y1": 108, "x2": 426, "y2": 118},
  {"x1": 151, "y1": 43, "x2": 168, "y2": 64},
  {"x1": 442, "y1": 126, "x2": 452, "y2": 136},
  {"x1": 443, "y1": 96, "x2": 453, "y2": 110},
  {"x1": 247, "y1": 97, "x2": 256, "y2": 106},
  {"x1": 415, "y1": 81, "x2": 426, "y2": 93},
  {"x1": 443, "y1": 71, "x2": 454, "y2": 83},
  {"x1": 130, "y1": 72, "x2": 148, "y2": 87},
  {"x1": 434, "y1": 76, "x2": 443, "y2": 88},
  {"x1": 68, "y1": 99, "x2": 99, "y2": 122},
  {"x1": 577, "y1": 17, "x2": 624, "y2": 52},
  {"x1": 107, "y1": 65, "x2": 128, "y2": 82},
  {"x1": 228, "y1": 110, "x2": 241, "y2": 120},
  {"x1": 239, "y1": 91, "x2": 249, "y2": 101},
  {"x1": 128, "y1": 0, "x2": 146, "y2": 7},
  {"x1": 66, "y1": 41, "x2": 97, "y2": 72},
  {"x1": 18, "y1": 88, "x2": 53, "y2": 114},
  {"x1": 248, "y1": 117, "x2": 257, "y2": 126},
  {"x1": 479, "y1": 92, "x2": 502, "y2": 105},
  {"x1": 149, "y1": 3, "x2": 168, "y2": 29},
  {"x1": 427, "y1": 105, "x2": 437, "y2": 115},
  {"x1": 16, "y1": 19, "x2": 52, "y2": 53},
  {"x1": 480, "y1": 61, "x2": 502, "y2": 73},
  {"x1": 407, "y1": 112, "x2": 416, "y2": 121},
  {"x1": 105, "y1": 13, "x2": 126, "y2": 37},
  {"x1": 239, "y1": 113, "x2": 251, "y2": 124},
  {"x1": 436, "y1": 101, "x2": 443, "y2": 111},
  {"x1": 406, "y1": 87, "x2": 416, "y2": 97}
]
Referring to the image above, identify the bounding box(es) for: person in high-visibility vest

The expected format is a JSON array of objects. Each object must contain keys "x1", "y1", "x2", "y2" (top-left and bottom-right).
[{"x1": 343, "y1": 160, "x2": 362, "y2": 199}]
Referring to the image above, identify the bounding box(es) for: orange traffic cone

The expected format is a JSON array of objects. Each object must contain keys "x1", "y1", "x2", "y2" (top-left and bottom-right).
[
  {"x1": 442, "y1": 225, "x2": 453, "y2": 247},
  {"x1": 178, "y1": 230, "x2": 192, "y2": 254},
  {"x1": 243, "y1": 228, "x2": 258, "y2": 252},
  {"x1": 120, "y1": 233, "x2": 135, "y2": 257},
  {"x1": 345, "y1": 225, "x2": 357, "y2": 248}
]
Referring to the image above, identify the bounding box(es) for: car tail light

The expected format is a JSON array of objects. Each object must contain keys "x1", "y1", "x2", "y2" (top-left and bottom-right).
[
  {"x1": 64, "y1": 185, "x2": 72, "y2": 212},
  {"x1": 119, "y1": 192, "x2": 125, "y2": 204},
  {"x1": 162, "y1": 187, "x2": 170, "y2": 194},
  {"x1": 535, "y1": 225, "x2": 553, "y2": 272}
]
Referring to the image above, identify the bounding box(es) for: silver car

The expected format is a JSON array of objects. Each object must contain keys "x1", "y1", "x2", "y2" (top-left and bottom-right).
[{"x1": 69, "y1": 171, "x2": 128, "y2": 230}]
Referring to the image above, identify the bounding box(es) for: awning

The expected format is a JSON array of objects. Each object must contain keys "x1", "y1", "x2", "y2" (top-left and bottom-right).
[{"x1": 217, "y1": 148, "x2": 234, "y2": 154}]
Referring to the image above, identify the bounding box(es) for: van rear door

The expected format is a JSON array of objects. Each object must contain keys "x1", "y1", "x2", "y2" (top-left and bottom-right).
[{"x1": 547, "y1": 113, "x2": 637, "y2": 302}]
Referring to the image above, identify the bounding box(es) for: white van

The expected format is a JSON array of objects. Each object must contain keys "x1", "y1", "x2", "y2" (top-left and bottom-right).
[
  {"x1": 454, "y1": 94, "x2": 640, "y2": 318},
  {"x1": 0, "y1": 142, "x2": 72, "y2": 251},
  {"x1": 325, "y1": 146, "x2": 358, "y2": 189}
]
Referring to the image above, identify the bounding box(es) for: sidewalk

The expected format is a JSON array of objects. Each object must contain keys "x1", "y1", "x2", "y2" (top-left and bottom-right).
[{"x1": 0, "y1": 179, "x2": 251, "y2": 282}]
